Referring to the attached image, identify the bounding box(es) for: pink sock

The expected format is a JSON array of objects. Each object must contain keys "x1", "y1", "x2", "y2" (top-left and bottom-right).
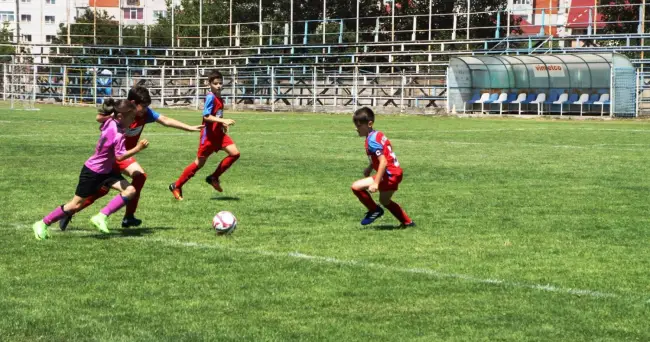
[
  {"x1": 43, "y1": 206, "x2": 66, "y2": 225},
  {"x1": 100, "y1": 195, "x2": 128, "y2": 216}
]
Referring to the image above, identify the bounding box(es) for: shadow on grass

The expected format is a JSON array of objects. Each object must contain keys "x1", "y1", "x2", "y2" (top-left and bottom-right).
[
  {"x1": 83, "y1": 226, "x2": 176, "y2": 239},
  {"x1": 210, "y1": 196, "x2": 241, "y2": 201}
]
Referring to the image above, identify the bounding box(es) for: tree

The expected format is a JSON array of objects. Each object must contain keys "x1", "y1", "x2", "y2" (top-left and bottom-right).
[{"x1": 0, "y1": 22, "x2": 15, "y2": 62}]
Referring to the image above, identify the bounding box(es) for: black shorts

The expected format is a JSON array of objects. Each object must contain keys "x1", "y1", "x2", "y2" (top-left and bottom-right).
[{"x1": 75, "y1": 165, "x2": 125, "y2": 198}]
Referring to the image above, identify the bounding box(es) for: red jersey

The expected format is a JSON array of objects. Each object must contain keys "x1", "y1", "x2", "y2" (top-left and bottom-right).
[
  {"x1": 123, "y1": 108, "x2": 160, "y2": 149},
  {"x1": 365, "y1": 130, "x2": 402, "y2": 176},
  {"x1": 201, "y1": 92, "x2": 224, "y2": 144}
]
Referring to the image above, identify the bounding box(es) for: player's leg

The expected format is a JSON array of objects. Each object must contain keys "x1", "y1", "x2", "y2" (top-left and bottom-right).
[
  {"x1": 58, "y1": 160, "x2": 128, "y2": 230},
  {"x1": 33, "y1": 195, "x2": 86, "y2": 240},
  {"x1": 351, "y1": 177, "x2": 384, "y2": 225},
  {"x1": 90, "y1": 179, "x2": 136, "y2": 234},
  {"x1": 378, "y1": 190, "x2": 414, "y2": 227},
  {"x1": 121, "y1": 161, "x2": 146, "y2": 228},
  {"x1": 170, "y1": 154, "x2": 209, "y2": 200},
  {"x1": 170, "y1": 139, "x2": 213, "y2": 200},
  {"x1": 207, "y1": 138, "x2": 240, "y2": 192}
]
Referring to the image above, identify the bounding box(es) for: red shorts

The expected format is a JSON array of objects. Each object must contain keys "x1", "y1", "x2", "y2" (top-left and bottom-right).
[
  {"x1": 197, "y1": 134, "x2": 234, "y2": 158},
  {"x1": 112, "y1": 157, "x2": 137, "y2": 173},
  {"x1": 373, "y1": 173, "x2": 403, "y2": 191}
]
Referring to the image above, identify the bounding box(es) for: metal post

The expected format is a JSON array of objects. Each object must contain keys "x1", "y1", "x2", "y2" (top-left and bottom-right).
[
  {"x1": 452, "y1": 13, "x2": 457, "y2": 41},
  {"x1": 194, "y1": 66, "x2": 200, "y2": 110},
  {"x1": 391, "y1": 0, "x2": 395, "y2": 42},
  {"x1": 2, "y1": 64, "x2": 5, "y2": 100},
  {"x1": 593, "y1": 0, "x2": 598, "y2": 35},
  {"x1": 171, "y1": 0, "x2": 174, "y2": 47},
  {"x1": 290, "y1": 0, "x2": 294, "y2": 45},
  {"x1": 143, "y1": 0, "x2": 148, "y2": 47},
  {"x1": 411, "y1": 16, "x2": 416, "y2": 41},
  {"x1": 312, "y1": 66, "x2": 316, "y2": 112},
  {"x1": 356, "y1": 0, "x2": 359, "y2": 43},
  {"x1": 354, "y1": 66, "x2": 358, "y2": 111},
  {"x1": 62, "y1": 65, "x2": 67, "y2": 105},
  {"x1": 466, "y1": 0, "x2": 470, "y2": 40},
  {"x1": 495, "y1": 11, "x2": 500, "y2": 38},
  {"x1": 323, "y1": 0, "x2": 326, "y2": 44},
  {"x1": 94, "y1": 0, "x2": 97, "y2": 45},
  {"x1": 400, "y1": 72, "x2": 405, "y2": 113},
  {"x1": 66, "y1": 0, "x2": 70, "y2": 44},
  {"x1": 428, "y1": 0, "x2": 432, "y2": 41},
  {"x1": 119, "y1": 0, "x2": 123, "y2": 45},
  {"x1": 93, "y1": 68, "x2": 97, "y2": 105},
  {"x1": 229, "y1": 0, "x2": 233, "y2": 46},
  {"x1": 161, "y1": 65, "x2": 165, "y2": 107},
  {"x1": 259, "y1": 0, "x2": 263, "y2": 46},
  {"x1": 231, "y1": 66, "x2": 236, "y2": 110},
  {"x1": 200, "y1": 0, "x2": 203, "y2": 47},
  {"x1": 14, "y1": 0, "x2": 19, "y2": 44},
  {"x1": 642, "y1": 1, "x2": 646, "y2": 72},
  {"x1": 507, "y1": 4, "x2": 511, "y2": 49},
  {"x1": 271, "y1": 66, "x2": 275, "y2": 112},
  {"x1": 32, "y1": 65, "x2": 37, "y2": 104}
]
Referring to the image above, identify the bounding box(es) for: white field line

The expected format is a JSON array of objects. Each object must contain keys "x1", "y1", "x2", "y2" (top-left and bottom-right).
[{"x1": 4, "y1": 223, "x2": 635, "y2": 302}]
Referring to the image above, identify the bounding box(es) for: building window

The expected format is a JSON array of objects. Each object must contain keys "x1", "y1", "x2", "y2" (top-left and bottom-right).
[
  {"x1": 46, "y1": 0, "x2": 56, "y2": 4},
  {"x1": 23, "y1": 34, "x2": 31, "y2": 42},
  {"x1": 46, "y1": 35, "x2": 56, "y2": 43},
  {"x1": 0, "y1": 11, "x2": 14, "y2": 22},
  {"x1": 45, "y1": 15, "x2": 55, "y2": 24},
  {"x1": 123, "y1": 8, "x2": 143, "y2": 19},
  {"x1": 153, "y1": 10, "x2": 166, "y2": 19},
  {"x1": 20, "y1": 14, "x2": 31, "y2": 22},
  {"x1": 20, "y1": 0, "x2": 31, "y2": 2},
  {"x1": 126, "y1": 0, "x2": 140, "y2": 5},
  {"x1": 513, "y1": 0, "x2": 531, "y2": 4}
]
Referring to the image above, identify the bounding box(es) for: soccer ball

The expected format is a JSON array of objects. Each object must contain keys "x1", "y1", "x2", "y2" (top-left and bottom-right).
[{"x1": 212, "y1": 211, "x2": 237, "y2": 235}]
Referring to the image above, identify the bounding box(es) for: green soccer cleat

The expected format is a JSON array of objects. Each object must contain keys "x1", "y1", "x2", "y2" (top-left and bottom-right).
[
  {"x1": 32, "y1": 220, "x2": 49, "y2": 240},
  {"x1": 90, "y1": 213, "x2": 110, "y2": 234}
]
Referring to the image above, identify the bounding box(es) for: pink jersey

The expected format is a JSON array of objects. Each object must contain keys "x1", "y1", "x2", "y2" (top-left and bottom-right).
[
  {"x1": 84, "y1": 118, "x2": 127, "y2": 174},
  {"x1": 365, "y1": 130, "x2": 402, "y2": 176}
]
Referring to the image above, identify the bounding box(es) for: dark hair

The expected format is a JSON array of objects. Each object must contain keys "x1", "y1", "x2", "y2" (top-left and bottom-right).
[
  {"x1": 101, "y1": 98, "x2": 136, "y2": 117},
  {"x1": 207, "y1": 69, "x2": 223, "y2": 83},
  {"x1": 127, "y1": 86, "x2": 152, "y2": 107},
  {"x1": 352, "y1": 107, "x2": 375, "y2": 124}
]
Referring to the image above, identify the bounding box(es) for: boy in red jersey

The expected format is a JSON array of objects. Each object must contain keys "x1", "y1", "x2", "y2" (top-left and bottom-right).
[
  {"x1": 169, "y1": 69, "x2": 240, "y2": 200},
  {"x1": 58, "y1": 86, "x2": 203, "y2": 230},
  {"x1": 351, "y1": 107, "x2": 415, "y2": 227}
]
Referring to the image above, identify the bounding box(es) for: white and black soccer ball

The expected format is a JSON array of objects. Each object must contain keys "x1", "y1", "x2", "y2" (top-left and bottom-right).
[{"x1": 212, "y1": 211, "x2": 237, "y2": 235}]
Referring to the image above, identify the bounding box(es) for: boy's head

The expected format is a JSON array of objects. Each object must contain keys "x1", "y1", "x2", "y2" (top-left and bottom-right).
[
  {"x1": 127, "y1": 86, "x2": 152, "y2": 116},
  {"x1": 353, "y1": 107, "x2": 375, "y2": 137},
  {"x1": 207, "y1": 69, "x2": 224, "y2": 95},
  {"x1": 102, "y1": 98, "x2": 137, "y2": 128}
]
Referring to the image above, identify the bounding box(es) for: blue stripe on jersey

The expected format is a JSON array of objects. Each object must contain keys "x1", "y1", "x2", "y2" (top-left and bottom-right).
[
  {"x1": 367, "y1": 131, "x2": 383, "y2": 154},
  {"x1": 145, "y1": 108, "x2": 160, "y2": 123},
  {"x1": 203, "y1": 94, "x2": 214, "y2": 116}
]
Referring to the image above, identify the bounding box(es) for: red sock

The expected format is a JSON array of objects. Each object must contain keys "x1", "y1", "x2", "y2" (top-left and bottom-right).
[
  {"x1": 175, "y1": 162, "x2": 200, "y2": 188},
  {"x1": 212, "y1": 154, "x2": 240, "y2": 179},
  {"x1": 81, "y1": 186, "x2": 111, "y2": 210},
  {"x1": 386, "y1": 200, "x2": 412, "y2": 224},
  {"x1": 352, "y1": 188, "x2": 378, "y2": 211},
  {"x1": 125, "y1": 173, "x2": 147, "y2": 217}
]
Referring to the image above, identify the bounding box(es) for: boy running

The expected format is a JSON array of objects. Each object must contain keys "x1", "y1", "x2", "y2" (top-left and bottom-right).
[{"x1": 169, "y1": 69, "x2": 240, "y2": 200}]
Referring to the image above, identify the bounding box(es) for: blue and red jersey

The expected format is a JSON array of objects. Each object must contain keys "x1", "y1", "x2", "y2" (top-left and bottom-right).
[
  {"x1": 365, "y1": 130, "x2": 402, "y2": 176},
  {"x1": 123, "y1": 107, "x2": 160, "y2": 149},
  {"x1": 201, "y1": 92, "x2": 224, "y2": 144}
]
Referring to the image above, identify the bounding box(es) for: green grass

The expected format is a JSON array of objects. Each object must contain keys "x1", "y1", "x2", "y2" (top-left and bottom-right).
[{"x1": 1, "y1": 105, "x2": 649, "y2": 341}]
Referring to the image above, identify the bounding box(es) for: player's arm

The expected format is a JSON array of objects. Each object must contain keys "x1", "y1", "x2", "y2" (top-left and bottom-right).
[
  {"x1": 156, "y1": 115, "x2": 203, "y2": 132},
  {"x1": 96, "y1": 113, "x2": 111, "y2": 123},
  {"x1": 116, "y1": 139, "x2": 149, "y2": 161},
  {"x1": 203, "y1": 115, "x2": 235, "y2": 127},
  {"x1": 363, "y1": 161, "x2": 373, "y2": 177},
  {"x1": 369, "y1": 155, "x2": 387, "y2": 193}
]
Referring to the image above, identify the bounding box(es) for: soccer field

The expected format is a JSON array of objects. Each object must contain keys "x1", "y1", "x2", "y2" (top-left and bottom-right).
[{"x1": 1, "y1": 105, "x2": 649, "y2": 341}]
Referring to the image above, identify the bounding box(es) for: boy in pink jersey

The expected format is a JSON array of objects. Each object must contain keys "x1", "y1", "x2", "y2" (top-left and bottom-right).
[
  {"x1": 32, "y1": 99, "x2": 149, "y2": 240},
  {"x1": 351, "y1": 107, "x2": 415, "y2": 227}
]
